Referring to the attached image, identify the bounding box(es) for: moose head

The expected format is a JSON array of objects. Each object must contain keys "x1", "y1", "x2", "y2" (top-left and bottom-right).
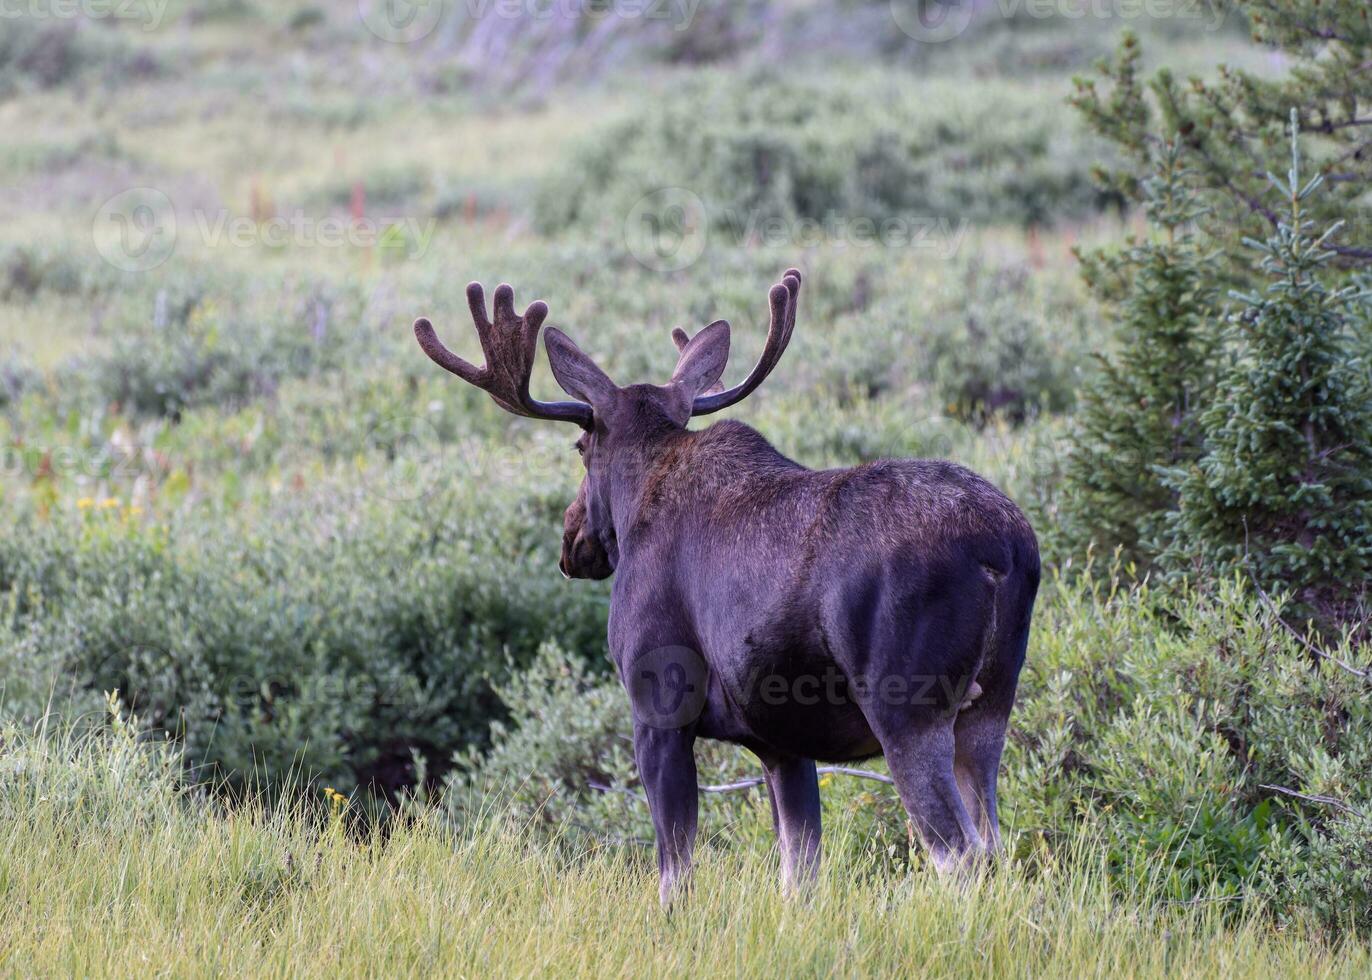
[{"x1": 414, "y1": 270, "x2": 801, "y2": 582}]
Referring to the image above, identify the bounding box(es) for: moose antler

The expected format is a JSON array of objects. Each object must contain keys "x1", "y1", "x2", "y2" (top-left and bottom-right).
[
  {"x1": 688, "y1": 268, "x2": 801, "y2": 417},
  {"x1": 414, "y1": 282, "x2": 595, "y2": 428}
]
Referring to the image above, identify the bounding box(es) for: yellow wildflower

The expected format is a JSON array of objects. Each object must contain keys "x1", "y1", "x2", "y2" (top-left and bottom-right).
[{"x1": 77, "y1": 498, "x2": 95, "y2": 510}]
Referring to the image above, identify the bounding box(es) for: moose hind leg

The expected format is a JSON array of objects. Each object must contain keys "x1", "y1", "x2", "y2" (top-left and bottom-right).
[
  {"x1": 880, "y1": 716, "x2": 986, "y2": 874},
  {"x1": 759, "y1": 754, "x2": 822, "y2": 894},
  {"x1": 953, "y1": 705, "x2": 1009, "y2": 853}
]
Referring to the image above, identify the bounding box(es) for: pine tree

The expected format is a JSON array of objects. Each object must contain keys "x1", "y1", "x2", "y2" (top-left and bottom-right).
[
  {"x1": 1071, "y1": 4, "x2": 1372, "y2": 272},
  {"x1": 1063, "y1": 143, "x2": 1219, "y2": 572},
  {"x1": 1162, "y1": 113, "x2": 1372, "y2": 630}
]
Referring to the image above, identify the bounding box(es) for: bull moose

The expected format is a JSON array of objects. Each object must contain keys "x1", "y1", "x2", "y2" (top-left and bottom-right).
[{"x1": 413, "y1": 270, "x2": 1039, "y2": 901}]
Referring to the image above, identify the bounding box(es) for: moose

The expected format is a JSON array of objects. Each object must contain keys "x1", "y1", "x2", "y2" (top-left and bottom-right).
[{"x1": 413, "y1": 270, "x2": 1039, "y2": 901}]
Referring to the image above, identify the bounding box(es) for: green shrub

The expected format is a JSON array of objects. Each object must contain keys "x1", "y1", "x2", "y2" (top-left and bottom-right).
[
  {"x1": 0, "y1": 242, "x2": 113, "y2": 300},
  {"x1": 74, "y1": 277, "x2": 389, "y2": 419},
  {"x1": 0, "y1": 355, "x2": 39, "y2": 412},
  {"x1": 0, "y1": 18, "x2": 157, "y2": 97},
  {"x1": 1161, "y1": 123, "x2": 1372, "y2": 631},
  {"x1": 1061, "y1": 143, "x2": 1219, "y2": 571},
  {"x1": 305, "y1": 164, "x2": 429, "y2": 212},
  {"x1": 801, "y1": 253, "x2": 1092, "y2": 422},
  {"x1": 0, "y1": 474, "x2": 610, "y2": 801},
  {"x1": 537, "y1": 69, "x2": 1120, "y2": 237}
]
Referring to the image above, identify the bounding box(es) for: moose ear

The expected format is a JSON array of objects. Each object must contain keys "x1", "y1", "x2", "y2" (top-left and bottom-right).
[
  {"x1": 545, "y1": 327, "x2": 617, "y2": 409},
  {"x1": 670, "y1": 319, "x2": 730, "y2": 398}
]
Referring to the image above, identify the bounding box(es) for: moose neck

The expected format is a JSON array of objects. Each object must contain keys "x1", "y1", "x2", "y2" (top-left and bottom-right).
[
  {"x1": 603, "y1": 426, "x2": 684, "y2": 557},
  {"x1": 604, "y1": 419, "x2": 801, "y2": 566}
]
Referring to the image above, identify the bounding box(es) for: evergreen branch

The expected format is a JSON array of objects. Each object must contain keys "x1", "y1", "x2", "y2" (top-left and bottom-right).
[{"x1": 1195, "y1": 141, "x2": 1282, "y2": 228}]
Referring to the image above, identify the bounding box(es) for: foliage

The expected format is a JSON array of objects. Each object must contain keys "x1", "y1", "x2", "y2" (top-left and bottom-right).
[
  {"x1": 1062, "y1": 143, "x2": 1220, "y2": 569},
  {"x1": 1014, "y1": 570, "x2": 1371, "y2": 928},
  {"x1": 0, "y1": 480, "x2": 610, "y2": 802},
  {"x1": 916, "y1": 260, "x2": 1089, "y2": 425},
  {"x1": 1071, "y1": 8, "x2": 1372, "y2": 271},
  {"x1": 538, "y1": 69, "x2": 1119, "y2": 237},
  {"x1": 781, "y1": 254, "x2": 1090, "y2": 425},
  {"x1": 0, "y1": 355, "x2": 38, "y2": 412},
  {"x1": 74, "y1": 277, "x2": 391, "y2": 420},
  {"x1": 0, "y1": 243, "x2": 111, "y2": 301},
  {"x1": 1160, "y1": 119, "x2": 1372, "y2": 628},
  {"x1": 0, "y1": 17, "x2": 157, "y2": 97}
]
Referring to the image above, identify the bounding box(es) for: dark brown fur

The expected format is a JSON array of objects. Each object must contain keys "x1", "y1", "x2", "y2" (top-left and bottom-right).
[{"x1": 415, "y1": 270, "x2": 1040, "y2": 902}]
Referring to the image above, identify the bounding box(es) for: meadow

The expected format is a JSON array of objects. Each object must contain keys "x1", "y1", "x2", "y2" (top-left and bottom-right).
[
  {"x1": 1, "y1": 707, "x2": 1366, "y2": 976},
  {"x1": 1, "y1": 1, "x2": 1369, "y2": 974}
]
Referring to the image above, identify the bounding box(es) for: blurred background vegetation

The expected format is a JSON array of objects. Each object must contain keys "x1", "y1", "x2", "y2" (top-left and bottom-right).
[{"x1": 1, "y1": 0, "x2": 1369, "y2": 935}]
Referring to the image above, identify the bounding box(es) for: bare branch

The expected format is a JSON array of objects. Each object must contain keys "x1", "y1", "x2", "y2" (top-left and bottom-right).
[
  {"x1": 1248, "y1": 574, "x2": 1369, "y2": 679},
  {"x1": 1241, "y1": 519, "x2": 1370, "y2": 680},
  {"x1": 588, "y1": 765, "x2": 895, "y2": 803},
  {"x1": 1260, "y1": 784, "x2": 1364, "y2": 818}
]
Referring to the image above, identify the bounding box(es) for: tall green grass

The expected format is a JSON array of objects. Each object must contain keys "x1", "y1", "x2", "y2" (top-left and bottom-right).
[{"x1": 0, "y1": 709, "x2": 1365, "y2": 977}]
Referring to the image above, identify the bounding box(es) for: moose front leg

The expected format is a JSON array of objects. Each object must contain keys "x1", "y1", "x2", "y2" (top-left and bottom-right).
[{"x1": 634, "y1": 723, "x2": 699, "y2": 905}]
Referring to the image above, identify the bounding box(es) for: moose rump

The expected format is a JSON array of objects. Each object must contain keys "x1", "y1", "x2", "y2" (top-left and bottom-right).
[{"x1": 671, "y1": 451, "x2": 1040, "y2": 859}]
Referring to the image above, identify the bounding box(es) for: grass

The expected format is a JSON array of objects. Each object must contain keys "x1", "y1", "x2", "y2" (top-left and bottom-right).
[{"x1": 0, "y1": 719, "x2": 1363, "y2": 978}]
